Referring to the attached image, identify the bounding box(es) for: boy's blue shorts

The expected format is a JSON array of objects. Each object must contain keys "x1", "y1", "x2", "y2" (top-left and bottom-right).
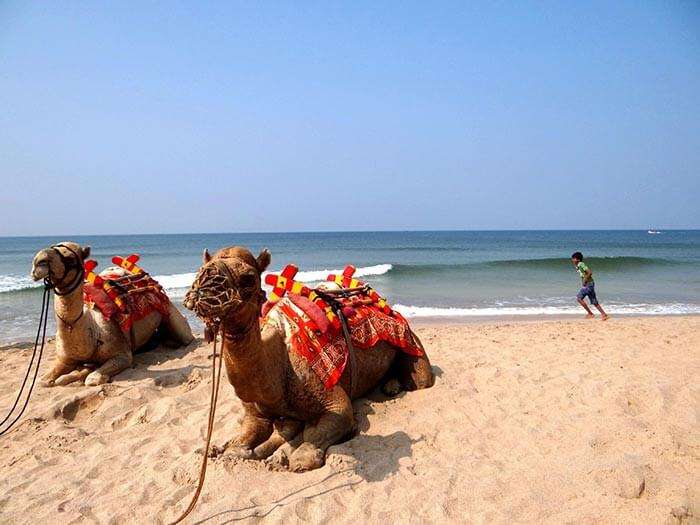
[{"x1": 577, "y1": 283, "x2": 599, "y2": 305}]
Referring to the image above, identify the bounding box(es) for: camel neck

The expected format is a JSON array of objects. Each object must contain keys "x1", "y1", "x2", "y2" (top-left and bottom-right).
[
  {"x1": 53, "y1": 284, "x2": 85, "y2": 331},
  {"x1": 221, "y1": 321, "x2": 284, "y2": 405}
]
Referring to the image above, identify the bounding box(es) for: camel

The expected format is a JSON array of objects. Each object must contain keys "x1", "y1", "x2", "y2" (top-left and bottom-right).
[
  {"x1": 30, "y1": 242, "x2": 194, "y2": 387},
  {"x1": 184, "y1": 246, "x2": 434, "y2": 472}
]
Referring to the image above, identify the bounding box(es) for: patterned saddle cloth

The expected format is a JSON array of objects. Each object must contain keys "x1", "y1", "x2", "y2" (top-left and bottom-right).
[
  {"x1": 263, "y1": 294, "x2": 423, "y2": 389},
  {"x1": 83, "y1": 262, "x2": 171, "y2": 333}
]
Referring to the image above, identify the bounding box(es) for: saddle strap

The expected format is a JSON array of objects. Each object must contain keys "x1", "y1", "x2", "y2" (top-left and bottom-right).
[{"x1": 336, "y1": 307, "x2": 358, "y2": 400}]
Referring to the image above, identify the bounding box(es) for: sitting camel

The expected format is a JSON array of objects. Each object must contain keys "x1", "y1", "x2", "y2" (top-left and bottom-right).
[
  {"x1": 184, "y1": 246, "x2": 434, "y2": 472},
  {"x1": 31, "y1": 242, "x2": 194, "y2": 386}
]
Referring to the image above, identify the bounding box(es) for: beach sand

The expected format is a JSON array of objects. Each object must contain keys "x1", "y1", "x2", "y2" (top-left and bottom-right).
[{"x1": 0, "y1": 316, "x2": 698, "y2": 524}]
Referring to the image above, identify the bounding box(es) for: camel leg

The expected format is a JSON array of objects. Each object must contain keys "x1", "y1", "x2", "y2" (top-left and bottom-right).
[
  {"x1": 253, "y1": 418, "x2": 304, "y2": 459},
  {"x1": 85, "y1": 353, "x2": 132, "y2": 386},
  {"x1": 161, "y1": 303, "x2": 194, "y2": 346},
  {"x1": 41, "y1": 358, "x2": 79, "y2": 387},
  {"x1": 54, "y1": 367, "x2": 94, "y2": 386},
  {"x1": 394, "y1": 352, "x2": 434, "y2": 391},
  {"x1": 212, "y1": 402, "x2": 273, "y2": 459},
  {"x1": 289, "y1": 386, "x2": 354, "y2": 472},
  {"x1": 394, "y1": 334, "x2": 434, "y2": 391}
]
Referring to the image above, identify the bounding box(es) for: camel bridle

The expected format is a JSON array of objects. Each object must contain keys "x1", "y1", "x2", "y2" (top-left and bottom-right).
[{"x1": 44, "y1": 244, "x2": 85, "y2": 296}]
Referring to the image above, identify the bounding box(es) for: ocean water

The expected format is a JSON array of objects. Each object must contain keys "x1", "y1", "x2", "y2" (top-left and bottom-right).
[{"x1": 1, "y1": 231, "x2": 698, "y2": 344}]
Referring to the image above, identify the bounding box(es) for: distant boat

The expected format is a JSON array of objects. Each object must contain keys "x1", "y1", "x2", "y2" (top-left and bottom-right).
[{"x1": 647, "y1": 229, "x2": 661, "y2": 234}]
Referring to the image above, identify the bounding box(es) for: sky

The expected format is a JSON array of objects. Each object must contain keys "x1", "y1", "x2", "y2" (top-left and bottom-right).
[{"x1": 1, "y1": 1, "x2": 699, "y2": 235}]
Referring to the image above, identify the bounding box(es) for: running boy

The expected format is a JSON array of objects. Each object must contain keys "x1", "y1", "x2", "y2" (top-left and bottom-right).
[{"x1": 571, "y1": 252, "x2": 609, "y2": 320}]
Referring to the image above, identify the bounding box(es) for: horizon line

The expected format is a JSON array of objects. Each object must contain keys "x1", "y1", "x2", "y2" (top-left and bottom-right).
[{"x1": 1, "y1": 227, "x2": 698, "y2": 239}]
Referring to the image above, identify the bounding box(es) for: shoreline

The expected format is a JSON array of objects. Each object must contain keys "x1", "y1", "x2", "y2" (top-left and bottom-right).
[
  {"x1": 2, "y1": 312, "x2": 699, "y2": 349},
  {"x1": 410, "y1": 311, "x2": 700, "y2": 326}
]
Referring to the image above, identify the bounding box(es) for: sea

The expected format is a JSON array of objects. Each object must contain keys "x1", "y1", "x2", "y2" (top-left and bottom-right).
[{"x1": 1, "y1": 230, "x2": 698, "y2": 344}]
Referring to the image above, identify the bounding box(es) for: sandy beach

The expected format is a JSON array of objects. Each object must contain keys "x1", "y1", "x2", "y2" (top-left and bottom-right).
[{"x1": 0, "y1": 316, "x2": 697, "y2": 524}]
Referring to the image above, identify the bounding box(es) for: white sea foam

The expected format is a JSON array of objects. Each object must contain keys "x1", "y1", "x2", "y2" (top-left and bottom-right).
[
  {"x1": 152, "y1": 272, "x2": 198, "y2": 291},
  {"x1": 153, "y1": 264, "x2": 394, "y2": 298},
  {"x1": 393, "y1": 303, "x2": 700, "y2": 317},
  {"x1": 294, "y1": 264, "x2": 393, "y2": 283},
  {"x1": 0, "y1": 275, "x2": 42, "y2": 293}
]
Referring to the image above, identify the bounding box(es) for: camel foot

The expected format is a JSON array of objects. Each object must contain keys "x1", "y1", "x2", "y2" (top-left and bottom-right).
[
  {"x1": 207, "y1": 443, "x2": 253, "y2": 459},
  {"x1": 54, "y1": 374, "x2": 79, "y2": 386},
  {"x1": 40, "y1": 371, "x2": 57, "y2": 387},
  {"x1": 381, "y1": 378, "x2": 402, "y2": 397},
  {"x1": 55, "y1": 368, "x2": 93, "y2": 386},
  {"x1": 265, "y1": 447, "x2": 289, "y2": 470},
  {"x1": 289, "y1": 443, "x2": 325, "y2": 472},
  {"x1": 84, "y1": 371, "x2": 109, "y2": 386},
  {"x1": 207, "y1": 444, "x2": 225, "y2": 458},
  {"x1": 222, "y1": 445, "x2": 254, "y2": 460}
]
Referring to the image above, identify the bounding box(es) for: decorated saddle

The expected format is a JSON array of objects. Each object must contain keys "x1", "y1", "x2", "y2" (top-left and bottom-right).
[
  {"x1": 262, "y1": 265, "x2": 423, "y2": 389},
  {"x1": 82, "y1": 254, "x2": 171, "y2": 333}
]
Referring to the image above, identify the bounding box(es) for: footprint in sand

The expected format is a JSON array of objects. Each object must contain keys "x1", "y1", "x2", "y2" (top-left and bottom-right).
[
  {"x1": 52, "y1": 389, "x2": 106, "y2": 423},
  {"x1": 617, "y1": 383, "x2": 663, "y2": 418}
]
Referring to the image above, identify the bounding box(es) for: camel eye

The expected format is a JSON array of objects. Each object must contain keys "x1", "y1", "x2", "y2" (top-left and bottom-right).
[{"x1": 239, "y1": 274, "x2": 256, "y2": 288}]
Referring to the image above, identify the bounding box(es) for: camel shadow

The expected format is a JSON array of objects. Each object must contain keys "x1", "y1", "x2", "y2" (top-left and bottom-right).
[{"x1": 112, "y1": 337, "x2": 209, "y2": 387}]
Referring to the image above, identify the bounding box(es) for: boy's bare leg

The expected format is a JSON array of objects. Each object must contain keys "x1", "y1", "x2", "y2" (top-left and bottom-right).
[
  {"x1": 577, "y1": 298, "x2": 595, "y2": 318},
  {"x1": 594, "y1": 304, "x2": 609, "y2": 320}
]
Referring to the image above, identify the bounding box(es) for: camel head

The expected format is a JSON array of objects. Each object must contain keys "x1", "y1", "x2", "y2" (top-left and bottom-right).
[
  {"x1": 184, "y1": 246, "x2": 271, "y2": 333},
  {"x1": 31, "y1": 242, "x2": 91, "y2": 292}
]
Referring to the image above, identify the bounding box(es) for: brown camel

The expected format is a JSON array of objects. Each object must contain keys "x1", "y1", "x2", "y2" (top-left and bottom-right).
[
  {"x1": 31, "y1": 242, "x2": 194, "y2": 386},
  {"x1": 184, "y1": 246, "x2": 434, "y2": 472}
]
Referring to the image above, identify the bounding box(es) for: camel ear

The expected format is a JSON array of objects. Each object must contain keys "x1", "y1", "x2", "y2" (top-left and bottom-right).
[
  {"x1": 202, "y1": 249, "x2": 212, "y2": 264},
  {"x1": 256, "y1": 249, "x2": 271, "y2": 273},
  {"x1": 81, "y1": 246, "x2": 91, "y2": 260}
]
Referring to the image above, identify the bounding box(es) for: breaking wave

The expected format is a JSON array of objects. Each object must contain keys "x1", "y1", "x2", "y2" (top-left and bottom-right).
[
  {"x1": 394, "y1": 303, "x2": 700, "y2": 317},
  {"x1": 0, "y1": 264, "x2": 395, "y2": 296},
  {"x1": 0, "y1": 275, "x2": 42, "y2": 294},
  {"x1": 390, "y1": 256, "x2": 684, "y2": 277}
]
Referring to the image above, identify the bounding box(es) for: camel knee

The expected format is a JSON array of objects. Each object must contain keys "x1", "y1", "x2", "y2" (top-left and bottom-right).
[
  {"x1": 304, "y1": 408, "x2": 355, "y2": 448},
  {"x1": 41, "y1": 360, "x2": 77, "y2": 386},
  {"x1": 164, "y1": 304, "x2": 194, "y2": 346},
  {"x1": 254, "y1": 419, "x2": 303, "y2": 459},
  {"x1": 85, "y1": 353, "x2": 132, "y2": 385}
]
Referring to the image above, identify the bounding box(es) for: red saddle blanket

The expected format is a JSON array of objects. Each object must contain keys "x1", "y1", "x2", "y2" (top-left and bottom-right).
[
  {"x1": 265, "y1": 296, "x2": 423, "y2": 389},
  {"x1": 83, "y1": 271, "x2": 171, "y2": 333}
]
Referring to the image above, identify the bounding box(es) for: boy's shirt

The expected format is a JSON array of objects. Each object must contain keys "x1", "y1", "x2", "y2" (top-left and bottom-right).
[{"x1": 577, "y1": 261, "x2": 594, "y2": 285}]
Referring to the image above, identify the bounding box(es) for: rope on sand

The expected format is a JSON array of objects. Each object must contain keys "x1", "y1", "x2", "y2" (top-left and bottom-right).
[
  {"x1": 169, "y1": 328, "x2": 225, "y2": 524},
  {"x1": 0, "y1": 285, "x2": 51, "y2": 436}
]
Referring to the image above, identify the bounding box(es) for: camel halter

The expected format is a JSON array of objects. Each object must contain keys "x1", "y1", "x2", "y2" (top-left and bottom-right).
[
  {"x1": 0, "y1": 282, "x2": 51, "y2": 436},
  {"x1": 45, "y1": 244, "x2": 85, "y2": 296},
  {"x1": 187, "y1": 259, "x2": 265, "y2": 338}
]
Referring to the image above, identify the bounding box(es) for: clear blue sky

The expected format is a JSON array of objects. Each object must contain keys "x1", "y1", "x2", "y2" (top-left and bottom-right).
[{"x1": 1, "y1": 1, "x2": 698, "y2": 235}]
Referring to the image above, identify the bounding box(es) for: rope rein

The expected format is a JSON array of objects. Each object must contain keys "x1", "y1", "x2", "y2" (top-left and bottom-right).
[
  {"x1": 1, "y1": 244, "x2": 83, "y2": 436},
  {"x1": 169, "y1": 327, "x2": 225, "y2": 525},
  {"x1": 0, "y1": 284, "x2": 51, "y2": 436}
]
